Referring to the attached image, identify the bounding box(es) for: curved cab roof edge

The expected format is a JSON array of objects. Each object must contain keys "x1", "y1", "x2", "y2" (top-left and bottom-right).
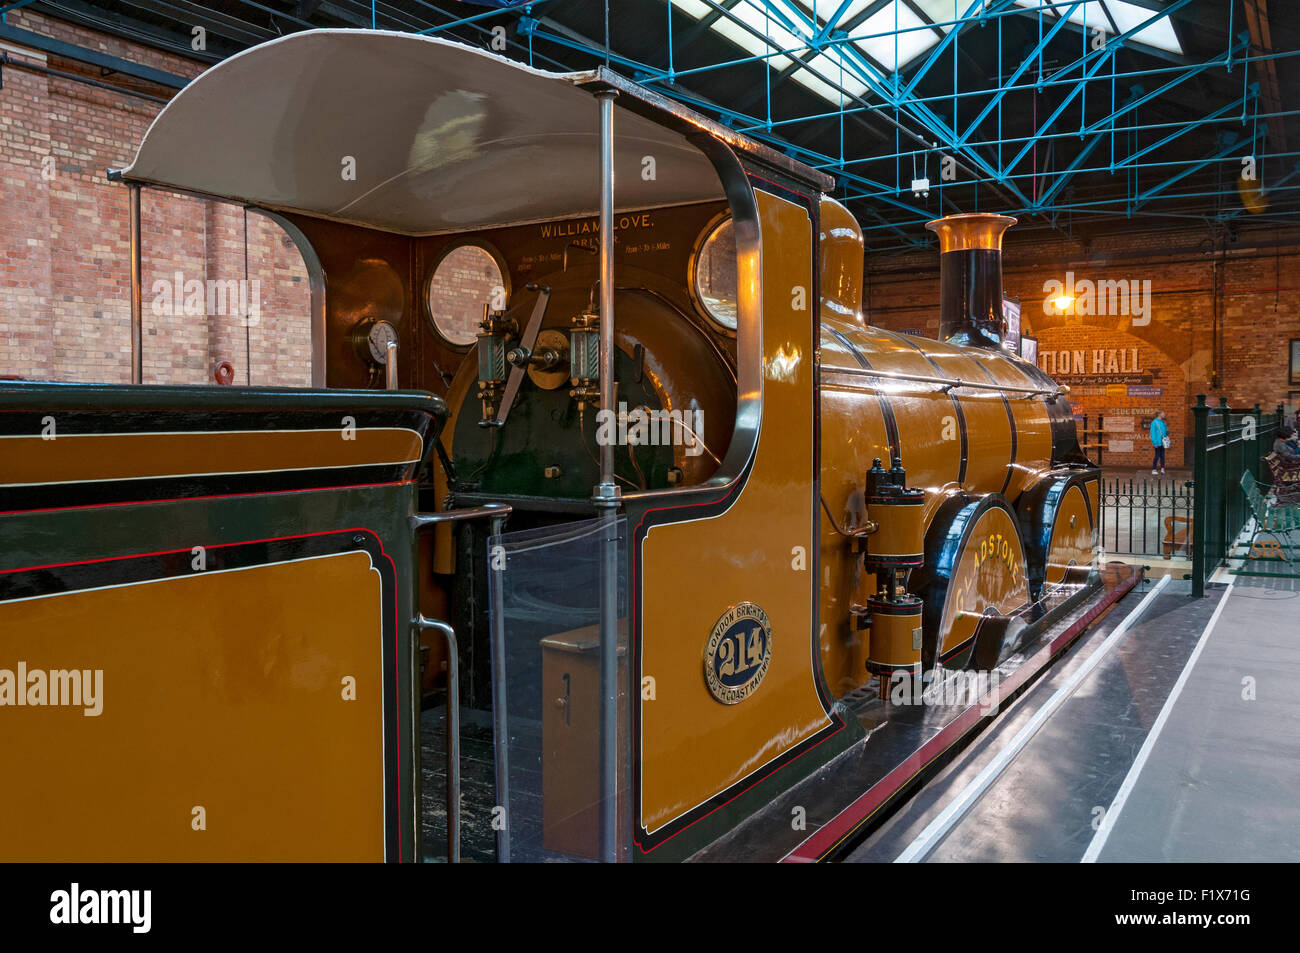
[{"x1": 114, "y1": 29, "x2": 834, "y2": 236}]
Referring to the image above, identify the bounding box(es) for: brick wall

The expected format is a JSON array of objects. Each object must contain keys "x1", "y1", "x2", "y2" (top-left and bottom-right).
[
  {"x1": 427, "y1": 245, "x2": 504, "y2": 347},
  {"x1": 5, "y1": 10, "x2": 1298, "y2": 428},
  {"x1": 0, "y1": 10, "x2": 310, "y2": 387},
  {"x1": 864, "y1": 220, "x2": 1300, "y2": 468}
]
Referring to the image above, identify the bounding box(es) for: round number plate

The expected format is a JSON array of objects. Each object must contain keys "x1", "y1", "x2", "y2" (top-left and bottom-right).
[{"x1": 704, "y1": 602, "x2": 772, "y2": 705}]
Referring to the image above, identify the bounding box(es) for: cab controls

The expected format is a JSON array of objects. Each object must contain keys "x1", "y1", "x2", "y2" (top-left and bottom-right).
[
  {"x1": 568, "y1": 306, "x2": 601, "y2": 409},
  {"x1": 353, "y1": 319, "x2": 398, "y2": 367},
  {"x1": 475, "y1": 304, "x2": 518, "y2": 423}
]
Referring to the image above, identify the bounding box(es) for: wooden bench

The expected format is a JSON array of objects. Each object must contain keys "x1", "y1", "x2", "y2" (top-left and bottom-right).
[
  {"x1": 1162, "y1": 515, "x2": 1193, "y2": 557},
  {"x1": 1239, "y1": 471, "x2": 1300, "y2": 566}
]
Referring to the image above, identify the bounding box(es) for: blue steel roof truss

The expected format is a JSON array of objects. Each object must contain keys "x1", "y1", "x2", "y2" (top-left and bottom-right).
[{"x1": 91, "y1": 0, "x2": 1298, "y2": 243}]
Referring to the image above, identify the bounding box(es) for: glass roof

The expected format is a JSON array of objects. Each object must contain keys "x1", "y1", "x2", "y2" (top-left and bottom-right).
[
  {"x1": 1012, "y1": 1, "x2": 1183, "y2": 53},
  {"x1": 668, "y1": 1, "x2": 1181, "y2": 106}
]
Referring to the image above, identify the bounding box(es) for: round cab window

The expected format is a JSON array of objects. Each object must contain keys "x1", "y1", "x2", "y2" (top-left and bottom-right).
[
  {"x1": 427, "y1": 245, "x2": 506, "y2": 347},
  {"x1": 694, "y1": 217, "x2": 738, "y2": 331}
]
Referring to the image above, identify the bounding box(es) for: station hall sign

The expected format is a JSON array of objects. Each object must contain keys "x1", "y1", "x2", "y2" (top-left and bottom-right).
[{"x1": 1039, "y1": 347, "x2": 1148, "y2": 384}]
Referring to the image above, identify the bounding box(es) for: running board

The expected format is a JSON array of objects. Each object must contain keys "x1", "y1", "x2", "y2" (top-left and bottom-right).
[{"x1": 687, "y1": 562, "x2": 1143, "y2": 863}]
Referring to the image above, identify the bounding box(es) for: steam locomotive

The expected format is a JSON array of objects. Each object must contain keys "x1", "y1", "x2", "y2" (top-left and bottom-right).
[{"x1": 0, "y1": 29, "x2": 1107, "y2": 863}]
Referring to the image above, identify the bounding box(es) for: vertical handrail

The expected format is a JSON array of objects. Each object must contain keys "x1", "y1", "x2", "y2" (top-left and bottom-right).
[
  {"x1": 416, "y1": 616, "x2": 459, "y2": 863},
  {"x1": 1100, "y1": 475, "x2": 1108, "y2": 554},
  {"x1": 1126, "y1": 477, "x2": 1134, "y2": 554},
  {"x1": 592, "y1": 86, "x2": 622, "y2": 865},
  {"x1": 1191, "y1": 395, "x2": 1209, "y2": 597},
  {"x1": 1151, "y1": 475, "x2": 1160, "y2": 556},
  {"x1": 486, "y1": 510, "x2": 511, "y2": 863},
  {"x1": 128, "y1": 182, "x2": 143, "y2": 384},
  {"x1": 385, "y1": 339, "x2": 399, "y2": 390},
  {"x1": 410, "y1": 503, "x2": 512, "y2": 862},
  {"x1": 1253, "y1": 403, "x2": 1264, "y2": 489},
  {"x1": 1229, "y1": 404, "x2": 1243, "y2": 543},
  {"x1": 1218, "y1": 398, "x2": 1230, "y2": 561}
]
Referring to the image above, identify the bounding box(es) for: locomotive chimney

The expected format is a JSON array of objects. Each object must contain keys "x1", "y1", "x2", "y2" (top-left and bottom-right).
[{"x1": 925, "y1": 213, "x2": 1017, "y2": 349}]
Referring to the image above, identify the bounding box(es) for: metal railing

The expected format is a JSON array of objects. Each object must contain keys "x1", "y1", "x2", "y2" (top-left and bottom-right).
[
  {"x1": 1099, "y1": 475, "x2": 1195, "y2": 558},
  {"x1": 1191, "y1": 396, "x2": 1284, "y2": 597},
  {"x1": 410, "y1": 502, "x2": 511, "y2": 863}
]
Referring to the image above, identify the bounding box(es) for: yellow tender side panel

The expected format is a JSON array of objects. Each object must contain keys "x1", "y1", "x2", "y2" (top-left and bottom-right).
[
  {"x1": 0, "y1": 551, "x2": 386, "y2": 861},
  {"x1": 0, "y1": 429, "x2": 423, "y2": 486},
  {"x1": 639, "y1": 190, "x2": 835, "y2": 837}
]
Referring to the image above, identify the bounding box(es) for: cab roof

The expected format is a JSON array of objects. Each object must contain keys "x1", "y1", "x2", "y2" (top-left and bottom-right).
[{"x1": 115, "y1": 29, "x2": 834, "y2": 236}]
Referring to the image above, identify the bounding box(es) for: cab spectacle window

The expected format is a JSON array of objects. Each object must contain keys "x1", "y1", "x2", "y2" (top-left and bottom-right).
[
  {"x1": 427, "y1": 244, "x2": 508, "y2": 348},
  {"x1": 692, "y1": 215, "x2": 738, "y2": 332}
]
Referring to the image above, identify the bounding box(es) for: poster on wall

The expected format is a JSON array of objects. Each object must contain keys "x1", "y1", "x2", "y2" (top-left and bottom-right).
[
  {"x1": 1003, "y1": 297, "x2": 1021, "y2": 354},
  {"x1": 1032, "y1": 328, "x2": 1186, "y2": 469},
  {"x1": 1291, "y1": 339, "x2": 1300, "y2": 385},
  {"x1": 1020, "y1": 334, "x2": 1037, "y2": 365},
  {"x1": 1127, "y1": 384, "x2": 1163, "y2": 398}
]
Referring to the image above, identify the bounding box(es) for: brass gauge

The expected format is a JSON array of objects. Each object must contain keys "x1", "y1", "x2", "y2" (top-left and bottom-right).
[
  {"x1": 527, "y1": 328, "x2": 571, "y2": 390},
  {"x1": 354, "y1": 319, "x2": 398, "y2": 366}
]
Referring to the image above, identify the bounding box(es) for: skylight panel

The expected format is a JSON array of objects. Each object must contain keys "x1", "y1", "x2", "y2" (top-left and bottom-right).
[
  {"x1": 669, "y1": 0, "x2": 712, "y2": 19},
  {"x1": 816, "y1": 0, "x2": 876, "y2": 24},
  {"x1": 1062, "y1": 1, "x2": 1108, "y2": 31},
  {"x1": 711, "y1": 12, "x2": 795, "y2": 71},
  {"x1": 670, "y1": 0, "x2": 932, "y2": 104},
  {"x1": 909, "y1": 0, "x2": 966, "y2": 34},
  {"x1": 1013, "y1": 1, "x2": 1183, "y2": 55},
  {"x1": 856, "y1": 1, "x2": 938, "y2": 72},
  {"x1": 1013, "y1": 0, "x2": 1106, "y2": 30},
  {"x1": 790, "y1": 69, "x2": 850, "y2": 103},
  {"x1": 805, "y1": 49, "x2": 872, "y2": 97},
  {"x1": 1104, "y1": 1, "x2": 1183, "y2": 53},
  {"x1": 730, "y1": 0, "x2": 808, "y2": 54}
]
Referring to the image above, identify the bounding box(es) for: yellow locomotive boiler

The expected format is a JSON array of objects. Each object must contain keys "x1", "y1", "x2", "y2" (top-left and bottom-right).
[{"x1": 0, "y1": 29, "x2": 1118, "y2": 864}]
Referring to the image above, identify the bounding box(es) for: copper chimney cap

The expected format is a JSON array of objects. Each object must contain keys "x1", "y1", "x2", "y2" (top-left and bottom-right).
[{"x1": 925, "y1": 213, "x2": 1018, "y2": 254}]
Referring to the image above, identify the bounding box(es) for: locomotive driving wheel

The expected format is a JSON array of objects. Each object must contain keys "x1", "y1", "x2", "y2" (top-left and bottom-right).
[
  {"x1": 911, "y1": 493, "x2": 1034, "y2": 673},
  {"x1": 1015, "y1": 470, "x2": 1099, "y2": 600}
]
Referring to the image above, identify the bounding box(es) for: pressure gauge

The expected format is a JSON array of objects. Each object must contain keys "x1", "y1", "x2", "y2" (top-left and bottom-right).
[{"x1": 355, "y1": 320, "x2": 398, "y2": 366}]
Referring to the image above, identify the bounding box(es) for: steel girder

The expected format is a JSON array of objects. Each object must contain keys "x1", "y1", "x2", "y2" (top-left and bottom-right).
[{"x1": 39, "y1": 0, "x2": 1292, "y2": 231}]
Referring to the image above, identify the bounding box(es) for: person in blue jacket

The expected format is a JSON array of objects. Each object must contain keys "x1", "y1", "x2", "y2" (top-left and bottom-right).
[{"x1": 1150, "y1": 411, "x2": 1168, "y2": 475}]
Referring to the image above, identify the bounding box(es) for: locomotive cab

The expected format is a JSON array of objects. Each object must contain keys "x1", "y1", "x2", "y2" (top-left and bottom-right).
[{"x1": 0, "y1": 29, "x2": 1104, "y2": 863}]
